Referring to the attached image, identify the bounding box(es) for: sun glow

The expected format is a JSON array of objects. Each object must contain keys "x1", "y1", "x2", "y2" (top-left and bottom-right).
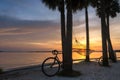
[
  {"x1": 29, "y1": 41, "x2": 62, "y2": 50},
  {"x1": 72, "y1": 38, "x2": 86, "y2": 49},
  {"x1": 72, "y1": 52, "x2": 86, "y2": 61}
]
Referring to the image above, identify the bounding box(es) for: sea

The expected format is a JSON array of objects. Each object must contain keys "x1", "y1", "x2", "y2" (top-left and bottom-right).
[{"x1": 0, "y1": 51, "x2": 120, "y2": 71}]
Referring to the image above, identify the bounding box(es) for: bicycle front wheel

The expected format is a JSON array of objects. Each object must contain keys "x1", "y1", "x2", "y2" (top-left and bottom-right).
[{"x1": 41, "y1": 57, "x2": 60, "y2": 77}]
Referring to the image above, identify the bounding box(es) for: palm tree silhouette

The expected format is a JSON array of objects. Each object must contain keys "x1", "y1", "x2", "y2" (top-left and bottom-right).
[
  {"x1": 42, "y1": 0, "x2": 81, "y2": 75},
  {"x1": 64, "y1": 0, "x2": 73, "y2": 71},
  {"x1": 42, "y1": 0, "x2": 67, "y2": 70},
  {"x1": 100, "y1": 0, "x2": 109, "y2": 66},
  {"x1": 84, "y1": 0, "x2": 90, "y2": 62},
  {"x1": 93, "y1": 0, "x2": 120, "y2": 63},
  {"x1": 104, "y1": 0, "x2": 120, "y2": 62},
  {"x1": 92, "y1": 0, "x2": 109, "y2": 66}
]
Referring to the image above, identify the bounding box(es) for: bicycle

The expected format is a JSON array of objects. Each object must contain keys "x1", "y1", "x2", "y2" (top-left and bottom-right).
[
  {"x1": 97, "y1": 56, "x2": 112, "y2": 66},
  {"x1": 41, "y1": 50, "x2": 62, "y2": 77},
  {"x1": 98, "y1": 56, "x2": 103, "y2": 66}
]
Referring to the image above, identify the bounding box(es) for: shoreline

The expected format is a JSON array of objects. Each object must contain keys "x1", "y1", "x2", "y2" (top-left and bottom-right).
[
  {"x1": 1, "y1": 57, "x2": 120, "y2": 73},
  {"x1": 0, "y1": 60, "x2": 120, "y2": 80},
  {"x1": 0, "y1": 58, "x2": 98, "y2": 72}
]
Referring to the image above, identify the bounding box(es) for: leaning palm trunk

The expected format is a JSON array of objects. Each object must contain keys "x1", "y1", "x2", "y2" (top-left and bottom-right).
[
  {"x1": 106, "y1": 14, "x2": 117, "y2": 62},
  {"x1": 101, "y1": 0, "x2": 109, "y2": 66},
  {"x1": 85, "y1": 6, "x2": 90, "y2": 62}
]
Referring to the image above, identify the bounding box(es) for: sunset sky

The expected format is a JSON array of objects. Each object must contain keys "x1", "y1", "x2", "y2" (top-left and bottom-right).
[{"x1": 0, "y1": 0, "x2": 120, "y2": 51}]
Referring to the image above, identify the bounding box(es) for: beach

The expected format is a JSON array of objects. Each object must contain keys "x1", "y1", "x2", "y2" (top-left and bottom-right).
[{"x1": 0, "y1": 60, "x2": 120, "y2": 80}]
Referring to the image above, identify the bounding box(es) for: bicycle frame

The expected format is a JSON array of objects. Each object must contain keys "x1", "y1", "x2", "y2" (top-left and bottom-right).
[{"x1": 52, "y1": 52, "x2": 62, "y2": 66}]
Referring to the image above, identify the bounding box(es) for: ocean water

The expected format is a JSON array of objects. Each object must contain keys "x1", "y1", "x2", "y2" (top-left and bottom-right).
[{"x1": 0, "y1": 51, "x2": 120, "y2": 70}]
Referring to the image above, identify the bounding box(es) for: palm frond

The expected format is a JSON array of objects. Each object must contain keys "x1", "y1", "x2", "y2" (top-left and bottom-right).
[{"x1": 42, "y1": 0, "x2": 59, "y2": 10}]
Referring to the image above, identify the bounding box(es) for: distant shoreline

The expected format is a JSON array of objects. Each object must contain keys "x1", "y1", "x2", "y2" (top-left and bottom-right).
[
  {"x1": 0, "y1": 49, "x2": 120, "y2": 53},
  {"x1": 0, "y1": 51, "x2": 52, "y2": 53}
]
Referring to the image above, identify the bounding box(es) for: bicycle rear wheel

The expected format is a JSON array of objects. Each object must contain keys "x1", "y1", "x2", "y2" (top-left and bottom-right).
[
  {"x1": 41, "y1": 57, "x2": 60, "y2": 77},
  {"x1": 98, "y1": 56, "x2": 103, "y2": 66}
]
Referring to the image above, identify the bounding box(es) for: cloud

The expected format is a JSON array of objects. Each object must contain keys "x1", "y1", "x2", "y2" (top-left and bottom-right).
[
  {"x1": 0, "y1": 15, "x2": 60, "y2": 36},
  {"x1": 0, "y1": 15, "x2": 62, "y2": 51},
  {"x1": 0, "y1": 27, "x2": 33, "y2": 35},
  {"x1": 0, "y1": 0, "x2": 59, "y2": 21},
  {"x1": 0, "y1": 15, "x2": 59, "y2": 27}
]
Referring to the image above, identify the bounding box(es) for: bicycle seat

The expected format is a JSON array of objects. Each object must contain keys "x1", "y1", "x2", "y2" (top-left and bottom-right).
[{"x1": 52, "y1": 50, "x2": 58, "y2": 55}]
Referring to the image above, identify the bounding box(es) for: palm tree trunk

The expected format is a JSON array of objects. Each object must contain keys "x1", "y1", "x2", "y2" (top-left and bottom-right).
[
  {"x1": 60, "y1": 0, "x2": 67, "y2": 70},
  {"x1": 106, "y1": 14, "x2": 117, "y2": 62},
  {"x1": 64, "y1": 0, "x2": 73, "y2": 71},
  {"x1": 85, "y1": 6, "x2": 90, "y2": 62},
  {"x1": 101, "y1": 0, "x2": 109, "y2": 66}
]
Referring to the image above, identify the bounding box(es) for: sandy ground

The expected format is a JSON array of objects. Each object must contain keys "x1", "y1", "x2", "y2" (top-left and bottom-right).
[{"x1": 0, "y1": 60, "x2": 120, "y2": 80}]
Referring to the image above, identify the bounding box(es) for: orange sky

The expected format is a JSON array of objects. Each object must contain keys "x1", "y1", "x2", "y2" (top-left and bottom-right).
[{"x1": 0, "y1": 1, "x2": 120, "y2": 51}]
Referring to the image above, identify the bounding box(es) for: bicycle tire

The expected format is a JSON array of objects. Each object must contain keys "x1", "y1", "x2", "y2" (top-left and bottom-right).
[
  {"x1": 98, "y1": 56, "x2": 103, "y2": 66},
  {"x1": 41, "y1": 57, "x2": 60, "y2": 77}
]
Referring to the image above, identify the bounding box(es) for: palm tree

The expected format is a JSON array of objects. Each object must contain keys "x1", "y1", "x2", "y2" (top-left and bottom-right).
[
  {"x1": 59, "y1": 1, "x2": 83, "y2": 76},
  {"x1": 84, "y1": 0, "x2": 90, "y2": 62},
  {"x1": 105, "y1": 0, "x2": 120, "y2": 62},
  {"x1": 42, "y1": 0, "x2": 67, "y2": 70},
  {"x1": 91, "y1": 0, "x2": 109, "y2": 66},
  {"x1": 59, "y1": 0, "x2": 67, "y2": 69},
  {"x1": 100, "y1": 0, "x2": 109, "y2": 66},
  {"x1": 64, "y1": 0, "x2": 73, "y2": 71},
  {"x1": 94, "y1": 0, "x2": 120, "y2": 62},
  {"x1": 42, "y1": 0, "x2": 80, "y2": 75}
]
